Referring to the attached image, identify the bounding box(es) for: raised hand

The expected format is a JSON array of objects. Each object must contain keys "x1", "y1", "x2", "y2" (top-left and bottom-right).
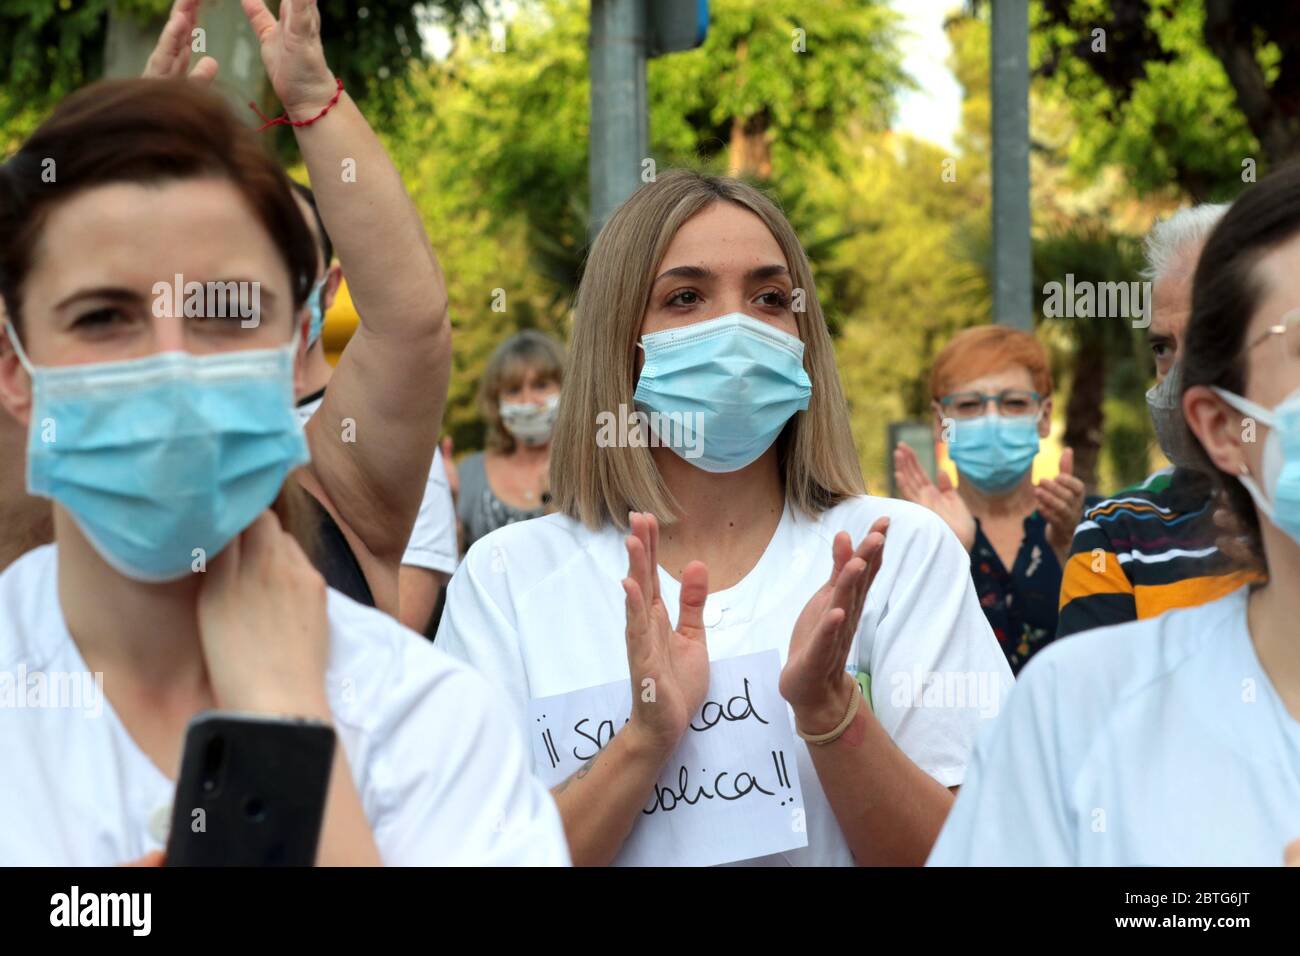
[
  {"x1": 240, "y1": 0, "x2": 338, "y2": 120},
  {"x1": 622, "y1": 512, "x2": 711, "y2": 756},
  {"x1": 894, "y1": 441, "x2": 974, "y2": 551},
  {"x1": 142, "y1": 0, "x2": 219, "y2": 86},
  {"x1": 781, "y1": 518, "x2": 889, "y2": 734},
  {"x1": 1035, "y1": 447, "x2": 1087, "y2": 564}
]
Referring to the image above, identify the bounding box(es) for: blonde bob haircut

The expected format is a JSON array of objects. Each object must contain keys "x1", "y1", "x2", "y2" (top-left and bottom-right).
[{"x1": 550, "y1": 169, "x2": 865, "y2": 531}]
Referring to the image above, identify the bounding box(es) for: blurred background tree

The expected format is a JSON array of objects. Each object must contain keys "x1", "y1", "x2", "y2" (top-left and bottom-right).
[
  {"x1": 386, "y1": 0, "x2": 911, "y2": 455},
  {"x1": 1031, "y1": 0, "x2": 1300, "y2": 200},
  {"x1": 1, "y1": 0, "x2": 1276, "y2": 493},
  {"x1": 0, "y1": 0, "x2": 488, "y2": 148}
]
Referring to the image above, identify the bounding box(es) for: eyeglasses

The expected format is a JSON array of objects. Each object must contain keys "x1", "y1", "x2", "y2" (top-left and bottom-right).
[
  {"x1": 938, "y1": 389, "x2": 1042, "y2": 420},
  {"x1": 1244, "y1": 307, "x2": 1300, "y2": 359}
]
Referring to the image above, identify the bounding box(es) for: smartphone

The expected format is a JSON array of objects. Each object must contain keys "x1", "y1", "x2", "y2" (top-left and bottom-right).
[{"x1": 165, "y1": 711, "x2": 336, "y2": 867}]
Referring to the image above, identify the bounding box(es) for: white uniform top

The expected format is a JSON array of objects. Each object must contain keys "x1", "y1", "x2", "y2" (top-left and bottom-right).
[
  {"x1": 437, "y1": 495, "x2": 1012, "y2": 866},
  {"x1": 929, "y1": 586, "x2": 1300, "y2": 865},
  {"x1": 297, "y1": 393, "x2": 458, "y2": 575},
  {"x1": 0, "y1": 544, "x2": 568, "y2": 866}
]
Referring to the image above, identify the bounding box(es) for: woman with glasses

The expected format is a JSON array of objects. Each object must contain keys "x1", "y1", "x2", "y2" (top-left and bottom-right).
[
  {"x1": 931, "y1": 163, "x2": 1300, "y2": 865},
  {"x1": 894, "y1": 326, "x2": 1085, "y2": 673}
]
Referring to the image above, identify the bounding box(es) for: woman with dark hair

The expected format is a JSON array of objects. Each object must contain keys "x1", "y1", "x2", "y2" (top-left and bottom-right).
[
  {"x1": 0, "y1": 8, "x2": 566, "y2": 865},
  {"x1": 930, "y1": 161, "x2": 1300, "y2": 866},
  {"x1": 455, "y1": 330, "x2": 566, "y2": 550}
]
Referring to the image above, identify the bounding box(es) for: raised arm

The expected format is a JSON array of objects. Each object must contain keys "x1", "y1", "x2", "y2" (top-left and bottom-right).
[{"x1": 243, "y1": 0, "x2": 451, "y2": 561}]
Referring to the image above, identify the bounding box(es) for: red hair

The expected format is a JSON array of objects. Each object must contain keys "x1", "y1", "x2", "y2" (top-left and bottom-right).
[{"x1": 930, "y1": 325, "x2": 1052, "y2": 401}]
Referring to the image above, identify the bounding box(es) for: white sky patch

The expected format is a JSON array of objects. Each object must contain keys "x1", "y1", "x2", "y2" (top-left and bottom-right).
[
  {"x1": 417, "y1": 0, "x2": 517, "y2": 61},
  {"x1": 890, "y1": 0, "x2": 963, "y2": 153}
]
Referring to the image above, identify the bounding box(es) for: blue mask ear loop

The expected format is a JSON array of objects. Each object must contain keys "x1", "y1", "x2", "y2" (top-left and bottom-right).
[
  {"x1": 306, "y1": 275, "x2": 331, "y2": 348},
  {"x1": 3, "y1": 320, "x2": 37, "y2": 377}
]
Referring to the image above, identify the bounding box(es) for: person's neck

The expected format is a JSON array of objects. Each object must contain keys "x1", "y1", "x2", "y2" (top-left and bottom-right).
[
  {"x1": 1248, "y1": 524, "x2": 1300, "y2": 718},
  {"x1": 651, "y1": 446, "x2": 786, "y2": 587},
  {"x1": 53, "y1": 508, "x2": 210, "y2": 696},
  {"x1": 956, "y1": 471, "x2": 1037, "y2": 522},
  {"x1": 299, "y1": 343, "x2": 333, "y2": 400},
  {"x1": 505, "y1": 441, "x2": 551, "y2": 465}
]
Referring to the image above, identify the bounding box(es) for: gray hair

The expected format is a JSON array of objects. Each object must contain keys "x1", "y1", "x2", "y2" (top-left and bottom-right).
[{"x1": 1141, "y1": 203, "x2": 1231, "y2": 282}]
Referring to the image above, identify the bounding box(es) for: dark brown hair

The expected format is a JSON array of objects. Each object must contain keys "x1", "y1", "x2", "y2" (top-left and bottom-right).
[
  {"x1": 0, "y1": 77, "x2": 318, "y2": 333},
  {"x1": 0, "y1": 78, "x2": 321, "y2": 562},
  {"x1": 1180, "y1": 161, "x2": 1300, "y2": 572}
]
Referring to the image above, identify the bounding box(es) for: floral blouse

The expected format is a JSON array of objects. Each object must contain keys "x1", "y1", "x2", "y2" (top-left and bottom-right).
[{"x1": 969, "y1": 511, "x2": 1062, "y2": 675}]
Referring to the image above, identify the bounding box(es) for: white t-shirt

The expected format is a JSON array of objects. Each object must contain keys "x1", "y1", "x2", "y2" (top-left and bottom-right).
[
  {"x1": 437, "y1": 494, "x2": 1012, "y2": 866},
  {"x1": 297, "y1": 392, "x2": 458, "y2": 575},
  {"x1": 928, "y1": 586, "x2": 1300, "y2": 866},
  {"x1": 0, "y1": 544, "x2": 568, "y2": 866}
]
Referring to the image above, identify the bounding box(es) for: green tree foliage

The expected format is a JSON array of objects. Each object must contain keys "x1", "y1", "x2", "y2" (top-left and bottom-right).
[
  {"x1": 385, "y1": 0, "x2": 912, "y2": 456},
  {"x1": 0, "y1": 0, "x2": 487, "y2": 133},
  {"x1": 945, "y1": 6, "x2": 1169, "y2": 492},
  {"x1": 1030, "y1": 0, "x2": 1269, "y2": 201}
]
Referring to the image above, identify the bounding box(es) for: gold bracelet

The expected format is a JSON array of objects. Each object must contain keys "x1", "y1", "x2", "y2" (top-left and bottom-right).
[{"x1": 796, "y1": 680, "x2": 862, "y2": 746}]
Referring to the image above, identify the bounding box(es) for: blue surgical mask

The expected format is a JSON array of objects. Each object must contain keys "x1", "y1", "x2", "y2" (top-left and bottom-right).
[
  {"x1": 6, "y1": 323, "x2": 309, "y2": 582},
  {"x1": 305, "y1": 277, "x2": 327, "y2": 348},
  {"x1": 947, "y1": 413, "x2": 1041, "y2": 494},
  {"x1": 632, "y1": 312, "x2": 812, "y2": 473},
  {"x1": 1213, "y1": 386, "x2": 1300, "y2": 546}
]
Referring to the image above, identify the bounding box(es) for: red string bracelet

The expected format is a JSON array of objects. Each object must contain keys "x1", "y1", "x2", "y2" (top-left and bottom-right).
[{"x1": 248, "y1": 77, "x2": 344, "y2": 133}]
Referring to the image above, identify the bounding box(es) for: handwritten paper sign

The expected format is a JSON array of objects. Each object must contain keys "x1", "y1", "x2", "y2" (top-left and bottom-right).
[{"x1": 530, "y1": 650, "x2": 808, "y2": 867}]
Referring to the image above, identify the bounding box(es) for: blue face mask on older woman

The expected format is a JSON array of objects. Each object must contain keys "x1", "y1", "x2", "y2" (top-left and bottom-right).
[
  {"x1": 6, "y1": 322, "x2": 309, "y2": 581},
  {"x1": 947, "y1": 414, "x2": 1042, "y2": 494}
]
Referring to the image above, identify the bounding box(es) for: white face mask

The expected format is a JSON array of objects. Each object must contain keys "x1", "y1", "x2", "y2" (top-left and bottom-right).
[{"x1": 500, "y1": 393, "x2": 559, "y2": 446}]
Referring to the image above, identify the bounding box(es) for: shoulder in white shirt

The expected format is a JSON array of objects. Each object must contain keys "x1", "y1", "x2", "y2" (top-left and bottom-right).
[
  {"x1": 437, "y1": 494, "x2": 1012, "y2": 866},
  {"x1": 929, "y1": 586, "x2": 1300, "y2": 865},
  {"x1": 0, "y1": 544, "x2": 567, "y2": 865}
]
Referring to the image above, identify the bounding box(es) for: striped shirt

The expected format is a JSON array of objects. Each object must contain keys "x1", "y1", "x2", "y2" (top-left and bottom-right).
[{"x1": 1057, "y1": 468, "x2": 1259, "y2": 637}]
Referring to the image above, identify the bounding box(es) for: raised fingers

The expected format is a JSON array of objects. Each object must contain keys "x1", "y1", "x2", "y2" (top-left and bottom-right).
[
  {"x1": 240, "y1": 0, "x2": 279, "y2": 41},
  {"x1": 625, "y1": 523, "x2": 651, "y2": 604},
  {"x1": 145, "y1": 3, "x2": 195, "y2": 77},
  {"x1": 824, "y1": 557, "x2": 866, "y2": 674},
  {"x1": 646, "y1": 511, "x2": 662, "y2": 602},
  {"x1": 627, "y1": 512, "x2": 655, "y2": 602},
  {"x1": 893, "y1": 443, "x2": 925, "y2": 499},
  {"x1": 188, "y1": 55, "x2": 219, "y2": 86},
  {"x1": 676, "y1": 561, "x2": 709, "y2": 642},
  {"x1": 622, "y1": 576, "x2": 647, "y2": 636},
  {"x1": 827, "y1": 531, "x2": 852, "y2": 586}
]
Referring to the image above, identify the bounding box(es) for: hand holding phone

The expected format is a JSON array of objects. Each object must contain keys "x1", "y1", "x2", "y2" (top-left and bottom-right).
[{"x1": 165, "y1": 712, "x2": 335, "y2": 867}]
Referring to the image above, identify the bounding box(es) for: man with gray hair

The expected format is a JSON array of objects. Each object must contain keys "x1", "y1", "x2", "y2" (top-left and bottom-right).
[{"x1": 1057, "y1": 203, "x2": 1260, "y2": 637}]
